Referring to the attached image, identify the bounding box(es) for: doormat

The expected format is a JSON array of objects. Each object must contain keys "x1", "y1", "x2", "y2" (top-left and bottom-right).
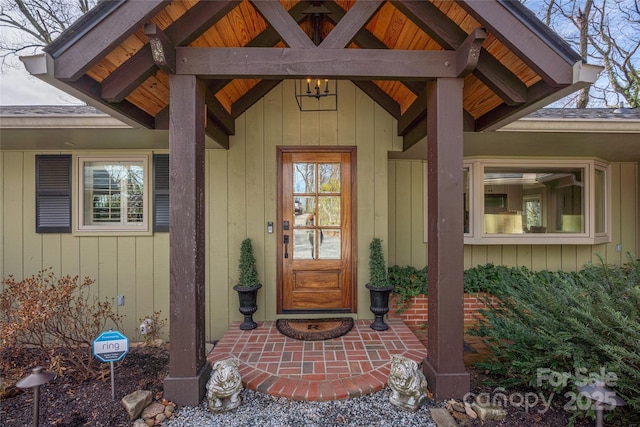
[{"x1": 275, "y1": 318, "x2": 354, "y2": 341}]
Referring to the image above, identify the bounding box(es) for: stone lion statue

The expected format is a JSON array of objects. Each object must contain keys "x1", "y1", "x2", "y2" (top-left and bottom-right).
[
  {"x1": 206, "y1": 357, "x2": 243, "y2": 412},
  {"x1": 387, "y1": 355, "x2": 428, "y2": 412}
]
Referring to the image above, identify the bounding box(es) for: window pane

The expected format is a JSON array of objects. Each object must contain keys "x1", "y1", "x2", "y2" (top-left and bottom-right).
[
  {"x1": 293, "y1": 229, "x2": 315, "y2": 259},
  {"x1": 595, "y1": 168, "x2": 605, "y2": 233},
  {"x1": 319, "y1": 229, "x2": 341, "y2": 259},
  {"x1": 319, "y1": 163, "x2": 340, "y2": 193},
  {"x1": 318, "y1": 196, "x2": 340, "y2": 226},
  {"x1": 294, "y1": 197, "x2": 316, "y2": 226},
  {"x1": 293, "y1": 163, "x2": 315, "y2": 193},
  {"x1": 463, "y1": 167, "x2": 469, "y2": 233},
  {"x1": 483, "y1": 166, "x2": 584, "y2": 234},
  {"x1": 81, "y1": 159, "x2": 146, "y2": 229}
]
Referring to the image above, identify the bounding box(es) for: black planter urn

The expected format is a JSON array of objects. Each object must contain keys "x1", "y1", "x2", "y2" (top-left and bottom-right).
[
  {"x1": 233, "y1": 283, "x2": 262, "y2": 330},
  {"x1": 366, "y1": 283, "x2": 394, "y2": 331}
]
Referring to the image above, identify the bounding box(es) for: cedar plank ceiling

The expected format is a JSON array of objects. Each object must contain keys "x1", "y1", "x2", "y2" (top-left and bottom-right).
[{"x1": 42, "y1": 0, "x2": 588, "y2": 149}]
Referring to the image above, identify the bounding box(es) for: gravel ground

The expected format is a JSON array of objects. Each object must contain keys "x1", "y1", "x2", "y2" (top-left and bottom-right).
[{"x1": 164, "y1": 388, "x2": 438, "y2": 427}]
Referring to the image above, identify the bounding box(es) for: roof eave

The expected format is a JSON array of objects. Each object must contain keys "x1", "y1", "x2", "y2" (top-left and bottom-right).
[
  {"x1": 20, "y1": 53, "x2": 146, "y2": 129},
  {"x1": 483, "y1": 61, "x2": 603, "y2": 132}
]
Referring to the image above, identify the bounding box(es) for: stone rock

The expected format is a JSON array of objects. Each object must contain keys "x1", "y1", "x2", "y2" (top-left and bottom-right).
[
  {"x1": 206, "y1": 357, "x2": 243, "y2": 413},
  {"x1": 121, "y1": 390, "x2": 152, "y2": 420},
  {"x1": 141, "y1": 402, "x2": 165, "y2": 420},
  {"x1": 164, "y1": 408, "x2": 174, "y2": 418},
  {"x1": 387, "y1": 355, "x2": 428, "y2": 412},
  {"x1": 471, "y1": 402, "x2": 507, "y2": 421},
  {"x1": 155, "y1": 413, "x2": 166, "y2": 424},
  {"x1": 144, "y1": 418, "x2": 155, "y2": 427},
  {"x1": 464, "y1": 401, "x2": 478, "y2": 419},
  {"x1": 132, "y1": 419, "x2": 147, "y2": 427}
]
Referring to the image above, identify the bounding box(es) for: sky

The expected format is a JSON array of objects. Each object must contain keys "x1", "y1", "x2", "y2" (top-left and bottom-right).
[{"x1": 0, "y1": 56, "x2": 81, "y2": 106}]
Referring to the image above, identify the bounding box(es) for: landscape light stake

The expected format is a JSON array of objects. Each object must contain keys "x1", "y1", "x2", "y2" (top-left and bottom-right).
[
  {"x1": 16, "y1": 366, "x2": 56, "y2": 427},
  {"x1": 577, "y1": 379, "x2": 626, "y2": 427}
]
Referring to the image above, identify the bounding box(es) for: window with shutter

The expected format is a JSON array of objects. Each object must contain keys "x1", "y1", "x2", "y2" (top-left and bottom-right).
[
  {"x1": 36, "y1": 155, "x2": 72, "y2": 233},
  {"x1": 154, "y1": 154, "x2": 169, "y2": 232}
]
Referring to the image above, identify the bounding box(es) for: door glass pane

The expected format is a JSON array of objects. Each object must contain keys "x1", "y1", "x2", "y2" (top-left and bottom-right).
[
  {"x1": 318, "y1": 229, "x2": 341, "y2": 259},
  {"x1": 293, "y1": 163, "x2": 315, "y2": 193},
  {"x1": 319, "y1": 163, "x2": 340, "y2": 193},
  {"x1": 318, "y1": 196, "x2": 340, "y2": 226},
  {"x1": 294, "y1": 196, "x2": 315, "y2": 226},
  {"x1": 293, "y1": 229, "x2": 316, "y2": 259}
]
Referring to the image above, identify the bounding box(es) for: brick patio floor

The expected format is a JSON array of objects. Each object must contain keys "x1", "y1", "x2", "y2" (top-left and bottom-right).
[{"x1": 207, "y1": 318, "x2": 428, "y2": 401}]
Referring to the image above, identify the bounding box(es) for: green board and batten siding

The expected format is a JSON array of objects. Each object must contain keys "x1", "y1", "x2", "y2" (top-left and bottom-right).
[
  {"x1": 387, "y1": 159, "x2": 640, "y2": 271},
  {"x1": 2, "y1": 81, "x2": 639, "y2": 341},
  {"x1": 0, "y1": 81, "x2": 398, "y2": 341}
]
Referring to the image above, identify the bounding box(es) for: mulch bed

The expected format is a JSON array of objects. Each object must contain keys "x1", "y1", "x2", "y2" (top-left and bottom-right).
[{"x1": 1, "y1": 344, "x2": 595, "y2": 427}]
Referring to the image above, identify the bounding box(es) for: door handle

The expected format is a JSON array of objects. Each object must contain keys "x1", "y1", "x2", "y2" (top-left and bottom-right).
[{"x1": 283, "y1": 235, "x2": 289, "y2": 258}]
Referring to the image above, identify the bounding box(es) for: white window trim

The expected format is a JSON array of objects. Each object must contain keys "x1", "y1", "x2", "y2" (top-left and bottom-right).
[
  {"x1": 462, "y1": 158, "x2": 611, "y2": 245},
  {"x1": 76, "y1": 155, "x2": 150, "y2": 233}
]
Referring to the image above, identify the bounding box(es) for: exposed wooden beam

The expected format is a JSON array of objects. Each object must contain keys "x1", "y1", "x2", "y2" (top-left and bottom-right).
[
  {"x1": 398, "y1": 88, "x2": 427, "y2": 136},
  {"x1": 322, "y1": 1, "x2": 424, "y2": 96},
  {"x1": 319, "y1": 0, "x2": 384, "y2": 49},
  {"x1": 145, "y1": 24, "x2": 176, "y2": 74},
  {"x1": 102, "y1": 1, "x2": 240, "y2": 102},
  {"x1": 474, "y1": 80, "x2": 559, "y2": 131},
  {"x1": 206, "y1": 114, "x2": 230, "y2": 149},
  {"x1": 69, "y1": 75, "x2": 155, "y2": 128},
  {"x1": 250, "y1": 0, "x2": 315, "y2": 48},
  {"x1": 53, "y1": 0, "x2": 170, "y2": 81},
  {"x1": 231, "y1": 80, "x2": 282, "y2": 118},
  {"x1": 177, "y1": 47, "x2": 459, "y2": 80},
  {"x1": 402, "y1": 109, "x2": 476, "y2": 151},
  {"x1": 455, "y1": 29, "x2": 486, "y2": 77},
  {"x1": 392, "y1": 0, "x2": 526, "y2": 105},
  {"x1": 205, "y1": 91, "x2": 235, "y2": 134},
  {"x1": 474, "y1": 52, "x2": 527, "y2": 106},
  {"x1": 352, "y1": 81, "x2": 401, "y2": 120},
  {"x1": 457, "y1": 0, "x2": 575, "y2": 85}
]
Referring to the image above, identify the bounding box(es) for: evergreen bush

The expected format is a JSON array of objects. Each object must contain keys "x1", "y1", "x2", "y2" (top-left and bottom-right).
[
  {"x1": 470, "y1": 256, "x2": 640, "y2": 425},
  {"x1": 237, "y1": 238, "x2": 260, "y2": 288},
  {"x1": 368, "y1": 238, "x2": 391, "y2": 288}
]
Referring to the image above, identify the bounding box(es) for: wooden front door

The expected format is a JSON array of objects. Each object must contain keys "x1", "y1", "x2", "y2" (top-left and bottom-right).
[{"x1": 277, "y1": 147, "x2": 356, "y2": 313}]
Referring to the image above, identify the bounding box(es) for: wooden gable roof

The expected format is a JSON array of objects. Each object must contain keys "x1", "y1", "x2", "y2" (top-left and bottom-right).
[{"x1": 23, "y1": 0, "x2": 600, "y2": 149}]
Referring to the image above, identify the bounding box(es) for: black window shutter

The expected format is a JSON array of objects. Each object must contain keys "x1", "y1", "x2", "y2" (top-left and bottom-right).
[
  {"x1": 154, "y1": 154, "x2": 170, "y2": 232},
  {"x1": 36, "y1": 155, "x2": 72, "y2": 233}
]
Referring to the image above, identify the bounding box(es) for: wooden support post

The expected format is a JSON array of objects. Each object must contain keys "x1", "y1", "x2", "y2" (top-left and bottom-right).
[
  {"x1": 423, "y1": 78, "x2": 470, "y2": 399},
  {"x1": 163, "y1": 74, "x2": 210, "y2": 406}
]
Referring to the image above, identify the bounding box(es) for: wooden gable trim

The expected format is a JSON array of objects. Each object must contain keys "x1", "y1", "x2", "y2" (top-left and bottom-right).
[
  {"x1": 392, "y1": 0, "x2": 526, "y2": 106},
  {"x1": 319, "y1": 0, "x2": 384, "y2": 49},
  {"x1": 250, "y1": 0, "x2": 315, "y2": 48},
  {"x1": 101, "y1": 0, "x2": 240, "y2": 102},
  {"x1": 52, "y1": 0, "x2": 170, "y2": 81},
  {"x1": 458, "y1": 0, "x2": 577, "y2": 85}
]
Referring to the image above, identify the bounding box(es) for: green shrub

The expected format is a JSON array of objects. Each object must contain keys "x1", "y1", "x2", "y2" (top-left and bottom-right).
[
  {"x1": 470, "y1": 257, "x2": 640, "y2": 425},
  {"x1": 388, "y1": 265, "x2": 427, "y2": 311},
  {"x1": 389, "y1": 263, "x2": 525, "y2": 312}
]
